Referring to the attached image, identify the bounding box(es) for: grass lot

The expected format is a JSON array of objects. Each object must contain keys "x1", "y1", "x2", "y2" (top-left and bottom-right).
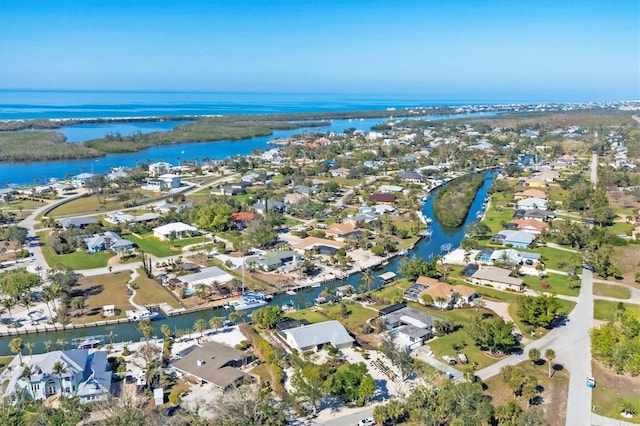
[
  {"x1": 171, "y1": 236, "x2": 208, "y2": 248},
  {"x1": 611, "y1": 222, "x2": 635, "y2": 236},
  {"x1": 423, "y1": 307, "x2": 502, "y2": 370},
  {"x1": 131, "y1": 268, "x2": 183, "y2": 308},
  {"x1": 38, "y1": 231, "x2": 113, "y2": 270},
  {"x1": 522, "y1": 273, "x2": 580, "y2": 297},
  {"x1": 611, "y1": 245, "x2": 640, "y2": 286},
  {"x1": 317, "y1": 301, "x2": 378, "y2": 331},
  {"x1": 1, "y1": 199, "x2": 47, "y2": 210},
  {"x1": 482, "y1": 203, "x2": 515, "y2": 234},
  {"x1": 47, "y1": 194, "x2": 130, "y2": 217},
  {"x1": 484, "y1": 360, "x2": 570, "y2": 425},
  {"x1": 593, "y1": 301, "x2": 640, "y2": 322},
  {"x1": 593, "y1": 283, "x2": 631, "y2": 299},
  {"x1": 592, "y1": 361, "x2": 640, "y2": 424},
  {"x1": 126, "y1": 233, "x2": 180, "y2": 257},
  {"x1": 527, "y1": 246, "x2": 581, "y2": 272},
  {"x1": 286, "y1": 309, "x2": 329, "y2": 324},
  {"x1": 70, "y1": 271, "x2": 133, "y2": 324},
  {"x1": 217, "y1": 231, "x2": 242, "y2": 246}
]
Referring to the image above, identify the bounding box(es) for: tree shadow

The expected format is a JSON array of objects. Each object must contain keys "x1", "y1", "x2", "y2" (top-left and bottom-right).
[{"x1": 553, "y1": 364, "x2": 564, "y2": 373}]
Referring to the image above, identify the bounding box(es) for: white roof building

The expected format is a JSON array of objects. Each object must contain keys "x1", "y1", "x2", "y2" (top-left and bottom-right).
[
  {"x1": 282, "y1": 320, "x2": 354, "y2": 351},
  {"x1": 152, "y1": 222, "x2": 198, "y2": 240}
]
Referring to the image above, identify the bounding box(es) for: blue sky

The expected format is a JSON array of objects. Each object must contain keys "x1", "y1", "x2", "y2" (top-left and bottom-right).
[{"x1": 0, "y1": 0, "x2": 638, "y2": 100}]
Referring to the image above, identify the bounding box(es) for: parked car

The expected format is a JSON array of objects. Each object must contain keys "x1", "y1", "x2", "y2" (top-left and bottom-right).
[
  {"x1": 358, "y1": 418, "x2": 375, "y2": 426},
  {"x1": 457, "y1": 352, "x2": 468, "y2": 364},
  {"x1": 586, "y1": 376, "x2": 596, "y2": 388},
  {"x1": 443, "y1": 355, "x2": 457, "y2": 365}
]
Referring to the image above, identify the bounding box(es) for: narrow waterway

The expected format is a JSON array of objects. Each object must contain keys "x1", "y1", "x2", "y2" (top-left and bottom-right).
[{"x1": 0, "y1": 172, "x2": 494, "y2": 356}]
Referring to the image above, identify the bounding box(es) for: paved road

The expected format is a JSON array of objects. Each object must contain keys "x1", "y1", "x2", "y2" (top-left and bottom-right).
[
  {"x1": 313, "y1": 406, "x2": 374, "y2": 426},
  {"x1": 591, "y1": 152, "x2": 598, "y2": 187}
]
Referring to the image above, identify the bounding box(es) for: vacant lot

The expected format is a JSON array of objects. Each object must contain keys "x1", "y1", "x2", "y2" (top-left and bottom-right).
[
  {"x1": 593, "y1": 300, "x2": 640, "y2": 322},
  {"x1": 611, "y1": 245, "x2": 640, "y2": 287},
  {"x1": 38, "y1": 231, "x2": 112, "y2": 270},
  {"x1": 593, "y1": 283, "x2": 631, "y2": 299},
  {"x1": 484, "y1": 360, "x2": 570, "y2": 425},
  {"x1": 70, "y1": 271, "x2": 133, "y2": 323},
  {"x1": 522, "y1": 272, "x2": 579, "y2": 297},
  {"x1": 592, "y1": 360, "x2": 640, "y2": 424},
  {"x1": 131, "y1": 268, "x2": 183, "y2": 308},
  {"x1": 126, "y1": 233, "x2": 180, "y2": 258}
]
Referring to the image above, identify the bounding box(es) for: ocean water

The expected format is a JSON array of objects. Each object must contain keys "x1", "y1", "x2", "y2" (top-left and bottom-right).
[{"x1": 0, "y1": 90, "x2": 518, "y2": 120}]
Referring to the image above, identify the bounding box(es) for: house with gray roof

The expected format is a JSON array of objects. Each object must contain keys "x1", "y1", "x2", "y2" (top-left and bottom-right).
[
  {"x1": 496, "y1": 230, "x2": 535, "y2": 249},
  {"x1": 490, "y1": 249, "x2": 541, "y2": 264},
  {"x1": 178, "y1": 266, "x2": 234, "y2": 289},
  {"x1": 251, "y1": 200, "x2": 286, "y2": 214},
  {"x1": 471, "y1": 266, "x2": 524, "y2": 291},
  {"x1": 58, "y1": 216, "x2": 98, "y2": 230},
  {"x1": 171, "y1": 341, "x2": 252, "y2": 390},
  {"x1": 282, "y1": 320, "x2": 354, "y2": 351},
  {"x1": 84, "y1": 231, "x2": 134, "y2": 253},
  {"x1": 397, "y1": 171, "x2": 425, "y2": 183},
  {"x1": 1, "y1": 349, "x2": 111, "y2": 403}
]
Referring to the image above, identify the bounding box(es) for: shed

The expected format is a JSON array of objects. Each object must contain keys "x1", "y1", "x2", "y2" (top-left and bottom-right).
[
  {"x1": 153, "y1": 388, "x2": 164, "y2": 406},
  {"x1": 379, "y1": 272, "x2": 397, "y2": 283},
  {"x1": 103, "y1": 305, "x2": 115, "y2": 317}
]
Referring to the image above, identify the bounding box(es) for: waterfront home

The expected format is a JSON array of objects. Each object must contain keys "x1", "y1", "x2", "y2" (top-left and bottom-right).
[
  {"x1": 71, "y1": 173, "x2": 96, "y2": 188},
  {"x1": 148, "y1": 162, "x2": 173, "y2": 177},
  {"x1": 470, "y1": 266, "x2": 524, "y2": 291},
  {"x1": 397, "y1": 171, "x2": 425, "y2": 183},
  {"x1": 106, "y1": 167, "x2": 128, "y2": 181},
  {"x1": 380, "y1": 305, "x2": 439, "y2": 351},
  {"x1": 280, "y1": 320, "x2": 354, "y2": 352},
  {"x1": 152, "y1": 222, "x2": 198, "y2": 240},
  {"x1": 494, "y1": 230, "x2": 535, "y2": 248},
  {"x1": 530, "y1": 170, "x2": 559, "y2": 183},
  {"x1": 292, "y1": 237, "x2": 345, "y2": 255},
  {"x1": 325, "y1": 223, "x2": 364, "y2": 241},
  {"x1": 0, "y1": 188, "x2": 15, "y2": 202},
  {"x1": 58, "y1": 216, "x2": 98, "y2": 230},
  {"x1": 415, "y1": 276, "x2": 477, "y2": 308},
  {"x1": 478, "y1": 247, "x2": 494, "y2": 262},
  {"x1": 171, "y1": 341, "x2": 252, "y2": 390},
  {"x1": 516, "y1": 197, "x2": 548, "y2": 211},
  {"x1": 359, "y1": 204, "x2": 395, "y2": 215},
  {"x1": 178, "y1": 266, "x2": 234, "y2": 289},
  {"x1": 509, "y1": 219, "x2": 549, "y2": 234},
  {"x1": 344, "y1": 212, "x2": 378, "y2": 225},
  {"x1": 379, "y1": 184, "x2": 404, "y2": 193},
  {"x1": 84, "y1": 231, "x2": 134, "y2": 253},
  {"x1": 1, "y1": 349, "x2": 111, "y2": 403},
  {"x1": 245, "y1": 250, "x2": 300, "y2": 272}
]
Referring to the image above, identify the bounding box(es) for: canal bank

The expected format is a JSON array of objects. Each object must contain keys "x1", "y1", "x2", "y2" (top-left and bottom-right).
[{"x1": 0, "y1": 172, "x2": 495, "y2": 356}]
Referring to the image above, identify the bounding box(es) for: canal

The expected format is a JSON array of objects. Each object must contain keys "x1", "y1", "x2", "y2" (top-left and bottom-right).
[{"x1": 0, "y1": 172, "x2": 495, "y2": 356}]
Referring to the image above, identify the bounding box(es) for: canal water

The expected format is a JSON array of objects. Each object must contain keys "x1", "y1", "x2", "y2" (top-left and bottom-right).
[{"x1": 0, "y1": 172, "x2": 494, "y2": 356}]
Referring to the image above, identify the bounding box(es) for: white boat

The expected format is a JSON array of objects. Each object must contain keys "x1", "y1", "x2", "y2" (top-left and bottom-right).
[
  {"x1": 311, "y1": 283, "x2": 321, "y2": 288},
  {"x1": 230, "y1": 294, "x2": 268, "y2": 311},
  {"x1": 286, "y1": 290, "x2": 297, "y2": 296},
  {"x1": 126, "y1": 310, "x2": 159, "y2": 321},
  {"x1": 75, "y1": 337, "x2": 102, "y2": 349}
]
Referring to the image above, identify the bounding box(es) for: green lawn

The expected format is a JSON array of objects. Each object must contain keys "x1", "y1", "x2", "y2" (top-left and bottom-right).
[
  {"x1": 594, "y1": 300, "x2": 640, "y2": 321},
  {"x1": 593, "y1": 283, "x2": 631, "y2": 299},
  {"x1": 522, "y1": 272, "x2": 580, "y2": 297},
  {"x1": 126, "y1": 233, "x2": 180, "y2": 257},
  {"x1": 317, "y1": 302, "x2": 378, "y2": 331},
  {"x1": 611, "y1": 222, "x2": 635, "y2": 236},
  {"x1": 482, "y1": 202, "x2": 515, "y2": 234},
  {"x1": 592, "y1": 361, "x2": 640, "y2": 424},
  {"x1": 286, "y1": 309, "x2": 330, "y2": 324},
  {"x1": 38, "y1": 231, "x2": 113, "y2": 270},
  {"x1": 526, "y1": 246, "x2": 581, "y2": 272},
  {"x1": 171, "y1": 236, "x2": 209, "y2": 248},
  {"x1": 131, "y1": 268, "x2": 183, "y2": 308}
]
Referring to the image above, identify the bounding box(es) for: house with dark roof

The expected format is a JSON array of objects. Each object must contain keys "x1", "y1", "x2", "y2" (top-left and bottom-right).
[
  {"x1": 172, "y1": 341, "x2": 252, "y2": 390},
  {"x1": 368, "y1": 193, "x2": 396, "y2": 204},
  {"x1": 397, "y1": 171, "x2": 425, "y2": 183},
  {"x1": 58, "y1": 216, "x2": 98, "y2": 230}
]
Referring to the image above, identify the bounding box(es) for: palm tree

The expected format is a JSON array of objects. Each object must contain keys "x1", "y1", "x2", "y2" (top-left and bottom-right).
[
  {"x1": 228, "y1": 310, "x2": 242, "y2": 324},
  {"x1": 24, "y1": 342, "x2": 35, "y2": 358},
  {"x1": 2, "y1": 298, "x2": 16, "y2": 323},
  {"x1": 42, "y1": 286, "x2": 57, "y2": 321},
  {"x1": 194, "y1": 318, "x2": 208, "y2": 338},
  {"x1": 10, "y1": 337, "x2": 23, "y2": 364},
  {"x1": 106, "y1": 330, "x2": 117, "y2": 346},
  {"x1": 20, "y1": 295, "x2": 35, "y2": 324},
  {"x1": 360, "y1": 269, "x2": 375, "y2": 293},
  {"x1": 56, "y1": 339, "x2": 68, "y2": 350},
  {"x1": 160, "y1": 324, "x2": 172, "y2": 341},
  {"x1": 138, "y1": 319, "x2": 153, "y2": 341},
  {"x1": 545, "y1": 348, "x2": 556, "y2": 378},
  {"x1": 44, "y1": 340, "x2": 53, "y2": 352},
  {"x1": 208, "y1": 316, "x2": 223, "y2": 333},
  {"x1": 52, "y1": 361, "x2": 67, "y2": 396}
]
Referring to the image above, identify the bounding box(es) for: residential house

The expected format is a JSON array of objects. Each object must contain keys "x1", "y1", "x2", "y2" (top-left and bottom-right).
[
  {"x1": 178, "y1": 266, "x2": 234, "y2": 289},
  {"x1": 251, "y1": 200, "x2": 286, "y2": 215},
  {"x1": 380, "y1": 306, "x2": 440, "y2": 351},
  {"x1": 379, "y1": 185, "x2": 404, "y2": 193},
  {"x1": 245, "y1": 251, "x2": 300, "y2": 272},
  {"x1": 397, "y1": 171, "x2": 425, "y2": 183},
  {"x1": 0, "y1": 188, "x2": 15, "y2": 203},
  {"x1": 523, "y1": 209, "x2": 554, "y2": 221},
  {"x1": 495, "y1": 230, "x2": 535, "y2": 248},
  {"x1": 71, "y1": 173, "x2": 96, "y2": 188},
  {"x1": 84, "y1": 231, "x2": 134, "y2": 253},
  {"x1": 1, "y1": 349, "x2": 111, "y2": 403},
  {"x1": 489, "y1": 249, "x2": 541, "y2": 265},
  {"x1": 148, "y1": 162, "x2": 173, "y2": 177},
  {"x1": 368, "y1": 193, "x2": 396, "y2": 204},
  {"x1": 152, "y1": 222, "x2": 198, "y2": 240},
  {"x1": 478, "y1": 248, "x2": 494, "y2": 262},
  {"x1": 106, "y1": 168, "x2": 128, "y2": 181},
  {"x1": 142, "y1": 174, "x2": 182, "y2": 192},
  {"x1": 517, "y1": 197, "x2": 548, "y2": 211},
  {"x1": 329, "y1": 167, "x2": 350, "y2": 178},
  {"x1": 513, "y1": 189, "x2": 547, "y2": 200},
  {"x1": 284, "y1": 193, "x2": 307, "y2": 205},
  {"x1": 510, "y1": 219, "x2": 549, "y2": 235},
  {"x1": 412, "y1": 277, "x2": 476, "y2": 309},
  {"x1": 325, "y1": 223, "x2": 364, "y2": 241},
  {"x1": 292, "y1": 237, "x2": 345, "y2": 256},
  {"x1": 172, "y1": 341, "x2": 252, "y2": 390},
  {"x1": 154, "y1": 202, "x2": 192, "y2": 215},
  {"x1": 230, "y1": 211, "x2": 255, "y2": 227},
  {"x1": 470, "y1": 266, "x2": 524, "y2": 291},
  {"x1": 281, "y1": 320, "x2": 354, "y2": 351},
  {"x1": 58, "y1": 216, "x2": 98, "y2": 230},
  {"x1": 523, "y1": 179, "x2": 547, "y2": 189}
]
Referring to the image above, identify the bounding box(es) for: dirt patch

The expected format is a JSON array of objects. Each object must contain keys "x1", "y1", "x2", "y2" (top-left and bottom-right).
[
  {"x1": 611, "y1": 246, "x2": 640, "y2": 288},
  {"x1": 592, "y1": 360, "x2": 640, "y2": 423}
]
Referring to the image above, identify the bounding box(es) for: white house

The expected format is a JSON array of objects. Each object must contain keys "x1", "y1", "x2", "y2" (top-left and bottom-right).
[
  {"x1": 1, "y1": 349, "x2": 111, "y2": 403},
  {"x1": 153, "y1": 222, "x2": 198, "y2": 240},
  {"x1": 517, "y1": 197, "x2": 548, "y2": 211},
  {"x1": 142, "y1": 174, "x2": 182, "y2": 192},
  {"x1": 281, "y1": 320, "x2": 354, "y2": 351},
  {"x1": 148, "y1": 162, "x2": 173, "y2": 177},
  {"x1": 71, "y1": 173, "x2": 96, "y2": 188}
]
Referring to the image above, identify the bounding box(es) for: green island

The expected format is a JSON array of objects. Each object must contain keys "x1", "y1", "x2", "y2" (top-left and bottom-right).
[{"x1": 433, "y1": 172, "x2": 485, "y2": 227}]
